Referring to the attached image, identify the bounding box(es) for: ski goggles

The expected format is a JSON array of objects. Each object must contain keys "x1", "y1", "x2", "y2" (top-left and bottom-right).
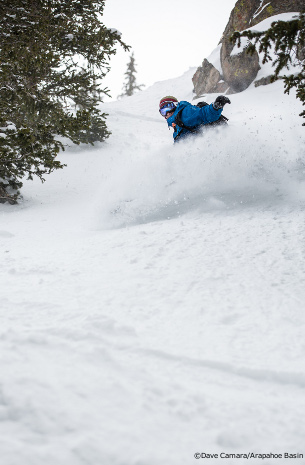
[{"x1": 159, "y1": 102, "x2": 176, "y2": 117}]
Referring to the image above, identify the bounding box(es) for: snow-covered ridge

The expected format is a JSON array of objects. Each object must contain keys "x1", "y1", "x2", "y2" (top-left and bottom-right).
[{"x1": 206, "y1": 44, "x2": 223, "y2": 74}]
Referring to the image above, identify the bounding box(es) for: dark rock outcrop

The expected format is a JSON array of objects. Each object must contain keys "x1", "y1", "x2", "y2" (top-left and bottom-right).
[
  {"x1": 192, "y1": 59, "x2": 227, "y2": 95},
  {"x1": 192, "y1": 0, "x2": 304, "y2": 97},
  {"x1": 221, "y1": 47, "x2": 260, "y2": 93}
]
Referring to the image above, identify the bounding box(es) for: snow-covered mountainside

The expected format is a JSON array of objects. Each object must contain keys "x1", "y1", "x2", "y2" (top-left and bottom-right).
[{"x1": 1, "y1": 66, "x2": 305, "y2": 465}]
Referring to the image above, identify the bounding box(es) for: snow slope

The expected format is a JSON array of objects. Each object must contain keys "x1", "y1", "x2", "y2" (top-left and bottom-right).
[{"x1": 1, "y1": 64, "x2": 305, "y2": 465}]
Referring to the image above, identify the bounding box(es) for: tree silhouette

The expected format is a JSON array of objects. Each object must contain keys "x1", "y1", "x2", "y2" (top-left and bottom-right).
[{"x1": 119, "y1": 52, "x2": 144, "y2": 98}]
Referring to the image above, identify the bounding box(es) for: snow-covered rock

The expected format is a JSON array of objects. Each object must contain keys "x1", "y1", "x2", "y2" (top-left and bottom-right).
[{"x1": 193, "y1": 0, "x2": 304, "y2": 96}]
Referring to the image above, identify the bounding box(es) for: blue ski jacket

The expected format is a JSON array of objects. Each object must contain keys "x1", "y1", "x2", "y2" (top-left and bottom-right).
[{"x1": 166, "y1": 101, "x2": 223, "y2": 141}]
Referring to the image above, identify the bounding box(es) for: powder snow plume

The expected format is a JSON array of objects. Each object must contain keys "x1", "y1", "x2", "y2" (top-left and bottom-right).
[{"x1": 92, "y1": 91, "x2": 305, "y2": 229}]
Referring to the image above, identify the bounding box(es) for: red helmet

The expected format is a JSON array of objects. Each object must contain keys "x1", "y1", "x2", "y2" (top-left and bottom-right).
[{"x1": 159, "y1": 96, "x2": 178, "y2": 109}]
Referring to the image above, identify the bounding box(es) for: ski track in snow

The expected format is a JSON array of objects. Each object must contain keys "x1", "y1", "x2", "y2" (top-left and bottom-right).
[{"x1": 1, "y1": 69, "x2": 305, "y2": 464}]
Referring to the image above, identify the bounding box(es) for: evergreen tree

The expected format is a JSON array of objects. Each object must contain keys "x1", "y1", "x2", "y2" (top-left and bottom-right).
[
  {"x1": 0, "y1": 0, "x2": 129, "y2": 203},
  {"x1": 119, "y1": 52, "x2": 144, "y2": 98},
  {"x1": 231, "y1": 13, "x2": 305, "y2": 125}
]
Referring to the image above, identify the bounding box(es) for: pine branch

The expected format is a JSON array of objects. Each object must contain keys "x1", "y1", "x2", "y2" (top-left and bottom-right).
[
  {"x1": 0, "y1": 0, "x2": 129, "y2": 201},
  {"x1": 230, "y1": 13, "x2": 305, "y2": 125}
]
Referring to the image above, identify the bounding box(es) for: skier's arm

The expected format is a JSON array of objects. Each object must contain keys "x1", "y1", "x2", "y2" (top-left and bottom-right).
[
  {"x1": 180, "y1": 103, "x2": 222, "y2": 126},
  {"x1": 180, "y1": 96, "x2": 231, "y2": 127}
]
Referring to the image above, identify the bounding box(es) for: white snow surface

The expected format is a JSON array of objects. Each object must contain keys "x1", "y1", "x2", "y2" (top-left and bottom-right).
[
  {"x1": 1, "y1": 67, "x2": 305, "y2": 465},
  {"x1": 206, "y1": 44, "x2": 223, "y2": 74}
]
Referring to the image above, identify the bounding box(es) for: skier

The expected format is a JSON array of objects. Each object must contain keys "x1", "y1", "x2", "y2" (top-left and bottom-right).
[{"x1": 159, "y1": 95, "x2": 231, "y2": 142}]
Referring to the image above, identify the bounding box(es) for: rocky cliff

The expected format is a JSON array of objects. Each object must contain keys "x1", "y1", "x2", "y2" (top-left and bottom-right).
[{"x1": 192, "y1": 0, "x2": 304, "y2": 97}]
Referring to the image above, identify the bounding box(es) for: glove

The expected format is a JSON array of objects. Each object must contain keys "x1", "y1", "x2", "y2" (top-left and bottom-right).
[{"x1": 213, "y1": 95, "x2": 231, "y2": 110}]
